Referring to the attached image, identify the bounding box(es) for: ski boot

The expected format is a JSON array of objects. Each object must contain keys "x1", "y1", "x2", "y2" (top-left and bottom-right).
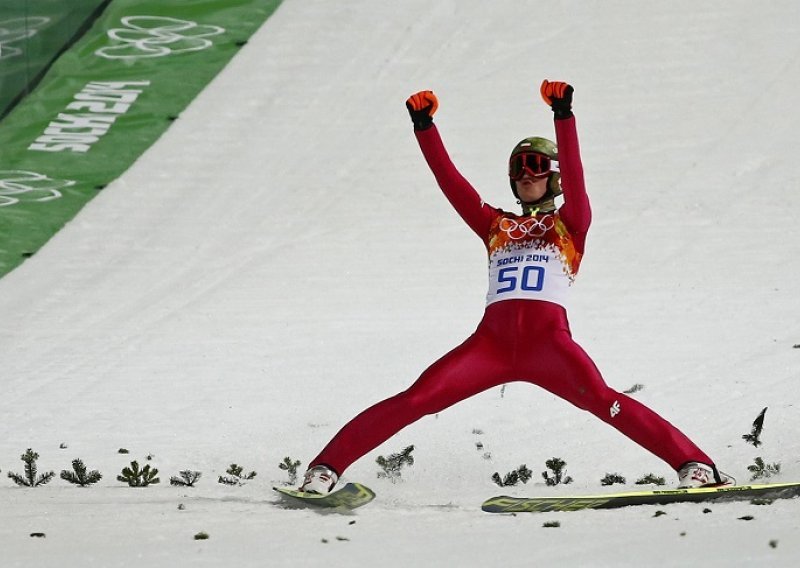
[
  {"x1": 677, "y1": 462, "x2": 735, "y2": 488},
  {"x1": 299, "y1": 465, "x2": 338, "y2": 494}
]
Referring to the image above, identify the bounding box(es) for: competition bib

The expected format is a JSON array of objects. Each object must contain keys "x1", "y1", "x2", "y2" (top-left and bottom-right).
[{"x1": 485, "y1": 213, "x2": 581, "y2": 308}]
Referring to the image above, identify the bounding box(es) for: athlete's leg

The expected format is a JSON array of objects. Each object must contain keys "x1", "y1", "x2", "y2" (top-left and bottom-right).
[
  {"x1": 310, "y1": 329, "x2": 512, "y2": 476},
  {"x1": 526, "y1": 329, "x2": 713, "y2": 470}
]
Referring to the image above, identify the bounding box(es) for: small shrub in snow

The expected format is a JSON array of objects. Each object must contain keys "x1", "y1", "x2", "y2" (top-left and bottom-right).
[
  {"x1": 623, "y1": 383, "x2": 644, "y2": 394},
  {"x1": 600, "y1": 473, "x2": 626, "y2": 486},
  {"x1": 635, "y1": 474, "x2": 666, "y2": 486},
  {"x1": 170, "y1": 470, "x2": 202, "y2": 487},
  {"x1": 376, "y1": 445, "x2": 415, "y2": 482},
  {"x1": 61, "y1": 459, "x2": 102, "y2": 486},
  {"x1": 8, "y1": 449, "x2": 55, "y2": 487},
  {"x1": 543, "y1": 521, "x2": 561, "y2": 528},
  {"x1": 742, "y1": 407, "x2": 768, "y2": 447},
  {"x1": 748, "y1": 457, "x2": 780, "y2": 481},
  {"x1": 218, "y1": 464, "x2": 256, "y2": 486},
  {"x1": 117, "y1": 460, "x2": 160, "y2": 487},
  {"x1": 492, "y1": 465, "x2": 532, "y2": 487},
  {"x1": 542, "y1": 457, "x2": 573, "y2": 486},
  {"x1": 278, "y1": 457, "x2": 302, "y2": 485}
]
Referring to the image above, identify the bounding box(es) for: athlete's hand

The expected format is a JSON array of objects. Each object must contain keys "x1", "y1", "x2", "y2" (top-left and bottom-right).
[
  {"x1": 540, "y1": 80, "x2": 574, "y2": 120},
  {"x1": 406, "y1": 90, "x2": 439, "y2": 131}
]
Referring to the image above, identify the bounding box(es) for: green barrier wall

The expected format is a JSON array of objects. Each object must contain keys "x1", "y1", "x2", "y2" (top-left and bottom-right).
[
  {"x1": 0, "y1": 0, "x2": 283, "y2": 277},
  {"x1": 0, "y1": 0, "x2": 111, "y2": 119}
]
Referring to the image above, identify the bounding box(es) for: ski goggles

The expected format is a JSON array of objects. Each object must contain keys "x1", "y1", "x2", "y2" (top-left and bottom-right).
[{"x1": 508, "y1": 152, "x2": 558, "y2": 180}]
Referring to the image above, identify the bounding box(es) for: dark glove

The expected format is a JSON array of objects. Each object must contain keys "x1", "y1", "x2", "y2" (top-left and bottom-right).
[
  {"x1": 540, "y1": 79, "x2": 574, "y2": 120},
  {"x1": 406, "y1": 90, "x2": 439, "y2": 130}
]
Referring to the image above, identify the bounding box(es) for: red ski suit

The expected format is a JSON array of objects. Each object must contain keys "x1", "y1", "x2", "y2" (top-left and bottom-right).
[{"x1": 311, "y1": 116, "x2": 712, "y2": 475}]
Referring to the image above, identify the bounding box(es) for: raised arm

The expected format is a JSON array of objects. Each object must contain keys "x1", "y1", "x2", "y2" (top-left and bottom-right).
[
  {"x1": 407, "y1": 91, "x2": 496, "y2": 240},
  {"x1": 540, "y1": 80, "x2": 591, "y2": 252}
]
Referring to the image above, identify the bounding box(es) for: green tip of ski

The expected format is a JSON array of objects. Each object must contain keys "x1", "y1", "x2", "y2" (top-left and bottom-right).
[{"x1": 274, "y1": 482, "x2": 375, "y2": 510}]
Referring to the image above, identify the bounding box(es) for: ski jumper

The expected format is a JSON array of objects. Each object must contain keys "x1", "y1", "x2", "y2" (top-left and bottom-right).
[{"x1": 311, "y1": 116, "x2": 713, "y2": 475}]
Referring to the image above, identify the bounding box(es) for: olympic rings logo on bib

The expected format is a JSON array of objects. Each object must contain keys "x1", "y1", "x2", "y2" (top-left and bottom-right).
[{"x1": 498, "y1": 215, "x2": 554, "y2": 240}]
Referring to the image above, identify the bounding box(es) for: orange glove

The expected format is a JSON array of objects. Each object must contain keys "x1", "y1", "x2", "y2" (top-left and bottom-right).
[
  {"x1": 540, "y1": 80, "x2": 574, "y2": 119},
  {"x1": 406, "y1": 90, "x2": 439, "y2": 130}
]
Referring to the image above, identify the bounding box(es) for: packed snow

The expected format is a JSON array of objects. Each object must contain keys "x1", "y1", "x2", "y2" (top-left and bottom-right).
[{"x1": 1, "y1": 0, "x2": 800, "y2": 566}]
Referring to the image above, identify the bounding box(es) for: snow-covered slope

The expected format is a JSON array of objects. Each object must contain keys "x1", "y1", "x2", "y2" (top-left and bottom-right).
[{"x1": 2, "y1": 1, "x2": 799, "y2": 566}]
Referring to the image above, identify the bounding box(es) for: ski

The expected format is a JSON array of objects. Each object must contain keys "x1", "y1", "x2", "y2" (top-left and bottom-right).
[
  {"x1": 273, "y1": 482, "x2": 375, "y2": 510},
  {"x1": 482, "y1": 481, "x2": 800, "y2": 513}
]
